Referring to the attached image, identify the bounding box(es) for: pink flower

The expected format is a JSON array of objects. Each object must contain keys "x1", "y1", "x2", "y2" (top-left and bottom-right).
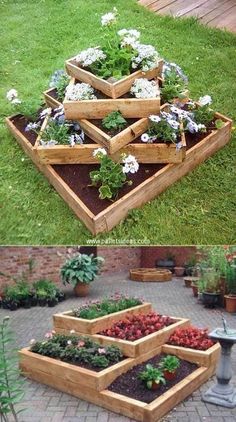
[
  {"x1": 98, "y1": 348, "x2": 106, "y2": 355},
  {"x1": 30, "y1": 339, "x2": 36, "y2": 345},
  {"x1": 77, "y1": 341, "x2": 85, "y2": 348},
  {"x1": 45, "y1": 331, "x2": 53, "y2": 339}
]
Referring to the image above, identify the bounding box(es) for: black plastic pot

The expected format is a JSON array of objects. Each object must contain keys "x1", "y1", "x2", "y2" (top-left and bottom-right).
[
  {"x1": 21, "y1": 298, "x2": 32, "y2": 309},
  {"x1": 47, "y1": 299, "x2": 58, "y2": 307},
  {"x1": 156, "y1": 259, "x2": 175, "y2": 273},
  {"x1": 2, "y1": 300, "x2": 10, "y2": 309},
  {"x1": 202, "y1": 292, "x2": 221, "y2": 308},
  {"x1": 8, "y1": 301, "x2": 18, "y2": 311},
  {"x1": 57, "y1": 292, "x2": 66, "y2": 302},
  {"x1": 30, "y1": 296, "x2": 38, "y2": 307},
  {"x1": 38, "y1": 298, "x2": 47, "y2": 307}
]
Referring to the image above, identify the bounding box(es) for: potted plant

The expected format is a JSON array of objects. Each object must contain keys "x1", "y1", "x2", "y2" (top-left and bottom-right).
[
  {"x1": 201, "y1": 268, "x2": 221, "y2": 308},
  {"x1": 60, "y1": 253, "x2": 104, "y2": 297},
  {"x1": 156, "y1": 252, "x2": 175, "y2": 273},
  {"x1": 36, "y1": 289, "x2": 48, "y2": 307},
  {"x1": 159, "y1": 355, "x2": 180, "y2": 380},
  {"x1": 224, "y1": 259, "x2": 236, "y2": 313},
  {"x1": 174, "y1": 266, "x2": 185, "y2": 277},
  {"x1": 184, "y1": 255, "x2": 197, "y2": 276},
  {"x1": 138, "y1": 364, "x2": 166, "y2": 390},
  {"x1": 47, "y1": 290, "x2": 58, "y2": 308}
]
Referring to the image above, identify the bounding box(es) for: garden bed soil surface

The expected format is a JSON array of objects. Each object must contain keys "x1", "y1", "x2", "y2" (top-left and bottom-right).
[{"x1": 109, "y1": 353, "x2": 197, "y2": 403}]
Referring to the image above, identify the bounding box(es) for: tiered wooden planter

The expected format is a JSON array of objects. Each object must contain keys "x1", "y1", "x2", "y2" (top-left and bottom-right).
[
  {"x1": 130, "y1": 268, "x2": 172, "y2": 282},
  {"x1": 65, "y1": 56, "x2": 163, "y2": 98},
  {"x1": 53, "y1": 302, "x2": 152, "y2": 335},
  {"x1": 6, "y1": 109, "x2": 232, "y2": 234},
  {"x1": 55, "y1": 316, "x2": 190, "y2": 358},
  {"x1": 19, "y1": 341, "x2": 219, "y2": 422},
  {"x1": 63, "y1": 78, "x2": 161, "y2": 120},
  {"x1": 41, "y1": 93, "x2": 186, "y2": 164}
]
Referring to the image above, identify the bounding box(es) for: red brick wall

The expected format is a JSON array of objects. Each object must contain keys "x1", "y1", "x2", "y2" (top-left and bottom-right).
[
  {"x1": 140, "y1": 246, "x2": 197, "y2": 267},
  {"x1": 97, "y1": 247, "x2": 141, "y2": 274}
]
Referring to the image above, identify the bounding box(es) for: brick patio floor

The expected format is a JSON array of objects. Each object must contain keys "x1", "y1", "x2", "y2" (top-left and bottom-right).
[{"x1": 2, "y1": 272, "x2": 236, "y2": 422}]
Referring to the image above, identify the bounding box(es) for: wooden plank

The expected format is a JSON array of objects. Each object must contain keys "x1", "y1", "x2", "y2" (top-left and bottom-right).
[
  {"x1": 91, "y1": 318, "x2": 190, "y2": 358},
  {"x1": 66, "y1": 58, "x2": 163, "y2": 99},
  {"x1": 201, "y1": 0, "x2": 236, "y2": 23},
  {"x1": 53, "y1": 303, "x2": 152, "y2": 335},
  {"x1": 162, "y1": 343, "x2": 221, "y2": 367}
]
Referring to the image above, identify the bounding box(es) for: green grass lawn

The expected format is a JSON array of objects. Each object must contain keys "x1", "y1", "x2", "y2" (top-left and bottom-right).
[{"x1": 0, "y1": 0, "x2": 235, "y2": 245}]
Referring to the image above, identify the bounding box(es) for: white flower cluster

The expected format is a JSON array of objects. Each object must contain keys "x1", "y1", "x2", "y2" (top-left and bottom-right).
[
  {"x1": 130, "y1": 78, "x2": 160, "y2": 99},
  {"x1": 101, "y1": 7, "x2": 118, "y2": 26},
  {"x1": 198, "y1": 95, "x2": 212, "y2": 106},
  {"x1": 65, "y1": 83, "x2": 97, "y2": 101},
  {"x1": 93, "y1": 147, "x2": 107, "y2": 157},
  {"x1": 75, "y1": 47, "x2": 106, "y2": 67},
  {"x1": 39, "y1": 107, "x2": 52, "y2": 120},
  {"x1": 131, "y1": 44, "x2": 159, "y2": 71},
  {"x1": 118, "y1": 28, "x2": 140, "y2": 49},
  {"x1": 162, "y1": 61, "x2": 188, "y2": 83},
  {"x1": 6, "y1": 89, "x2": 21, "y2": 105},
  {"x1": 122, "y1": 154, "x2": 139, "y2": 174}
]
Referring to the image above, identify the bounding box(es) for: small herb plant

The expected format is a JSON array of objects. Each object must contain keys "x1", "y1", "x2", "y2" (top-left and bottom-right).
[
  {"x1": 30, "y1": 332, "x2": 123, "y2": 369},
  {"x1": 0, "y1": 317, "x2": 25, "y2": 422},
  {"x1": 90, "y1": 149, "x2": 139, "y2": 200},
  {"x1": 49, "y1": 69, "x2": 70, "y2": 101},
  {"x1": 60, "y1": 253, "x2": 104, "y2": 287},
  {"x1": 141, "y1": 112, "x2": 182, "y2": 144},
  {"x1": 73, "y1": 293, "x2": 142, "y2": 319},
  {"x1": 159, "y1": 355, "x2": 180, "y2": 373},
  {"x1": 102, "y1": 111, "x2": 127, "y2": 132},
  {"x1": 138, "y1": 364, "x2": 166, "y2": 389}
]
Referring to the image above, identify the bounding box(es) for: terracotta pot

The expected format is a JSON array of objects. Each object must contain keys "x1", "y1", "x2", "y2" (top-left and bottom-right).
[
  {"x1": 163, "y1": 370, "x2": 176, "y2": 381},
  {"x1": 151, "y1": 381, "x2": 161, "y2": 390},
  {"x1": 174, "y1": 267, "x2": 185, "y2": 277},
  {"x1": 73, "y1": 283, "x2": 90, "y2": 297},
  {"x1": 191, "y1": 283, "x2": 198, "y2": 298},
  {"x1": 224, "y1": 295, "x2": 236, "y2": 313}
]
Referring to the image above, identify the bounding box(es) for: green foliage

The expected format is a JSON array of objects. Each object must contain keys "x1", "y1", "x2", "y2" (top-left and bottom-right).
[
  {"x1": 55, "y1": 75, "x2": 70, "y2": 101},
  {"x1": 33, "y1": 279, "x2": 60, "y2": 300},
  {"x1": 161, "y1": 71, "x2": 187, "y2": 103},
  {"x1": 60, "y1": 253, "x2": 104, "y2": 287},
  {"x1": 102, "y1": 111, "x2": 127, "y2": 132},
  {"x1": 138, "y1": 364, "x2": 166, "y2": 389},
  {"x1": 226, "y1": 261, "x2": 236, "y2": 295},
  {"x1": 30, "y1": 333, "x2": 123, "y2": 369},
  {"x1": 90, "y1": 154, "x2": 127, "y2": 200},
  {"x1": 41, "y1": 120, "x2": 70, "y2": 145},
  {"x1": 159, "y1": 355, "x2": 180, "y2": 372},
  {"x1": 198, "y1": 246, "x2": 229, "y2": 276},
  {"x1": 192, "y1": 104, "x2": 215, "y2": 126},
  {"x1": 148, "y1": 119, "x2": 180, "y2": 143},
  {"x1": 73, "y1": 295, "x2": 142, "y2": 319},
  {"x1": 0, "y1": 317, "x2": 25, "y2": 422}
]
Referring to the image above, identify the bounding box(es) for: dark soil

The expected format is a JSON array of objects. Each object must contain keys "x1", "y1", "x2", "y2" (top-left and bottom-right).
[{"x1": 109, "y1": 353, "x2": 198, "y2": 403}]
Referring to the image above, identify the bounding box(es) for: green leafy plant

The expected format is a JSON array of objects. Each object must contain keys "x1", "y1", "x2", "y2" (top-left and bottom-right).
[
  {"x1": 60, "y1": 253, "x2": 104, "y2": 287},
  {"x1": 226, "y1": 261, "x2": 236, "y2": 295},
  {"x1": 193, "y1": 105, "x2": 214, "y2": 126},
  {"x1": 41, "y1": 120, "x2": 70, "y2": 145},
  {"x1": 73, "y1": 294, "x2": 142, "y2": 319},
  {"x1": 138, "y1": 364, "x2": 166, "y2": 389},
  {"x1": 0, "y1": 317, "x2": 25, "y2": 422},
  {"x1": 49, "y1": 70, "x2": 70, "y2": 101},
  {"x1": 159, "y1": 355, "x2": 180, "y2": 373},
  {"x1": 161, "y1": 71, "x2": 188, "y2": 103},
  {"x1": 102, "y1": 111, "x2": 127, "y2": 132}
]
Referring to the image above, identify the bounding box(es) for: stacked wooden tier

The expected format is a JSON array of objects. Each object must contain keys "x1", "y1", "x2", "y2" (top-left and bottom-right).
[{"x1": 19, "y1": 301, "x2": 221, "y2": 422}]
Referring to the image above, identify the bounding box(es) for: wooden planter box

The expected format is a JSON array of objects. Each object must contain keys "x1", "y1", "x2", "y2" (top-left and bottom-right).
[
  {"x1": 85, "y1": 318, "x2": 190, "y2": 358},
  {"x1": 19, "y1": 347, "x2": 136, "y2": 392},
  {"x1": 41, "y1": 95, "x2": 186, "y2": 164},
  {"x1": 162, "y1": 343, "x2": 221, "y2": 368},
  {"x1": 19, "y1": 343, "x2": 217, "y2": 422},
  {"x1": 6, "y1": 110, "x2": 232, "y2": 235},
  {"x1": 53, "y1": 302, "x2": 152, "y2": 335},
  {"x1": 65, "y1": 56, "x2": 163, "y2": 99},
  {"x1": 130, "y1": 268, "x2": 172, "y2": 282}
]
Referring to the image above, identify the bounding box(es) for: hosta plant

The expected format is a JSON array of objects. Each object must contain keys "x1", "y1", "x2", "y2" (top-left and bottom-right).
[
  {"x1": 60, "y1": 253, "x2": 104, "y2": 287},
  {"x1": 100, "y1": 312, "x2": 174, "y2": 341},
  {"x1": 30, "y1": 332, "x2": 123, "y2": 369},
  {"x1": 138, "y1": 364, "x2": 166, "y2": 389},
  {"x1": 72, "y1": 293, "x2": 143, "y2": 319},
  {"x1": 167, "y1": 326, "x2": 214, "y2": 350},
  {"x1": 90, "y1": 148, "x2": 139, "y2": 200}
]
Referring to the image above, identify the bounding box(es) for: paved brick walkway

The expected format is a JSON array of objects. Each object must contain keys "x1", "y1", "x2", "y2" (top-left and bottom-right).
[{"x1": 2, "y1": 273, "x2": 236, "y2": 422}]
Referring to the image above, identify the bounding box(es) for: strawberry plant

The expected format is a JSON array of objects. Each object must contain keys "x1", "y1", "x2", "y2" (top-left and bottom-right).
[
  {"x1": 167, "y1": 326, "x2": 214, "y2": 350},
  {"x1": 99, "y1": 312, "x2": 174, "y2": 341}
]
